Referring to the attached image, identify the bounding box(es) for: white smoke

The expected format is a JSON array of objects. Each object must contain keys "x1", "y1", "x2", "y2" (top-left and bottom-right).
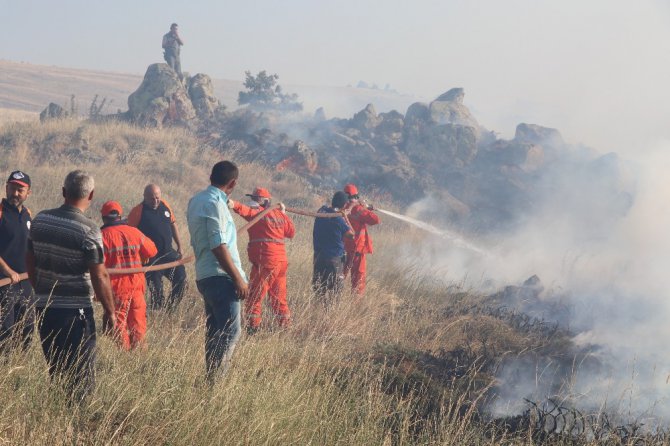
[{"x1": 392, "y1": 140, "x2": 670, "y2": 421}]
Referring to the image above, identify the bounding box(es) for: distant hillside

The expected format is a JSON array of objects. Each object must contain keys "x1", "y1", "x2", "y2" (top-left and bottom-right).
[{"x1": 0, "y1": 60, "x2": 417, "y2": 118}]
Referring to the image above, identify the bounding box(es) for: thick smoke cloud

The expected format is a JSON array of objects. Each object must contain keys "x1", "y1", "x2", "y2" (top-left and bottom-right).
[{"x1": 394, "y1": 140, "x2": 670, "y2": 421}]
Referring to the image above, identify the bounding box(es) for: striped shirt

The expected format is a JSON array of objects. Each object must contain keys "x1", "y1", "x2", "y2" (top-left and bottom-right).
[{"x1": 28, "y1": 205, "x2": 104, "y2": 309}]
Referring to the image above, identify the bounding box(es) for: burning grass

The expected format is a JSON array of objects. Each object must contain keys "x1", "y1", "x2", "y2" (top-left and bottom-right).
[{"x1": 0, "y1": 119, "x2": 666, "y2": 444}]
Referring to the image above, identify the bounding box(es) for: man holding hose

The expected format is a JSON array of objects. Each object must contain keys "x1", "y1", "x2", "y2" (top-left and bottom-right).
[{"x1": 228, "y1": 187, "x2": 294, "y2": 333}]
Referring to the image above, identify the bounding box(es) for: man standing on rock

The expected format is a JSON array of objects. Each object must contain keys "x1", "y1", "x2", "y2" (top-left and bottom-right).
[
  {"x1": 187, "y1": 161, "x2": 248, "y2": 383},
  {"x1": 162, "y1": 23, "x2": 184, "y2": 80},
  {"x1": 128, "y1": 184, "x2": 187, "y2": 312},
  {"x1": 27, "y1": 170, "x2": 117, "y2": 402},
  {"x1": 0, "y1": 171, "x2": 34, "y2": 353},
  {"x1": 343, "y1": 183, "x2": 380, "y2": 295}
]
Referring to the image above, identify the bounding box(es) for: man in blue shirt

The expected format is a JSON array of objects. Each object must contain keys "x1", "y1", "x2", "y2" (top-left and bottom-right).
[
  {"x1": 312, "y1": 191, "x2": 353, "y2": 299},
  {"x1": 187, "y1": 160, "x2": 249, "y2": 383}
]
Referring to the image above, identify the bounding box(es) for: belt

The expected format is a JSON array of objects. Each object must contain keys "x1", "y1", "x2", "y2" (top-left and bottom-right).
[{"x1": 248, "y1": 238, "x2": 285, "y2": 244}]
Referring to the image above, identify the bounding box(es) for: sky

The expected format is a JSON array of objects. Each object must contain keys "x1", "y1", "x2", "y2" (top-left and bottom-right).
[{"x1": 2, "y1": 0, "x2": 670, "y2": 154}]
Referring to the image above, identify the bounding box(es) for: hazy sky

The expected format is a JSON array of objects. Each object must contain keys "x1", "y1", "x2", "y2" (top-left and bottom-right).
[{"x1": 2, "y1": 0, "x2": 670, "y2": 153}]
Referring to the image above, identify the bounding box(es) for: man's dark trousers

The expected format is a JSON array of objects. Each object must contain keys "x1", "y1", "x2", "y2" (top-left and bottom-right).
[
  {"x1": 0, "y1": 280, "x2": 34, "y2": 352},
  {"x1": 37, "y1": 306, "x2": 96, "y2": 402},
  {"x1": 312, "y1": 254, "x2": 345, "y2": 298},
  {"x1": 146, "y1": 250, "x2": 186, "y2": 312},
  {"x1": 196, "y1": 275, "x2": 241, "y2": 382}
]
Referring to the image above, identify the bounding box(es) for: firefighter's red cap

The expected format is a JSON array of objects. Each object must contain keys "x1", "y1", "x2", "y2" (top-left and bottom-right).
[
  {"x1": 101, "y1": 200, "x2": 123, "y2": 217},
  {"x1": 344, "y1": 183, "x2": 358, "y2": 196},
  {"x1": 245, "y1": 187, "x2": 271, "y2": 199}
]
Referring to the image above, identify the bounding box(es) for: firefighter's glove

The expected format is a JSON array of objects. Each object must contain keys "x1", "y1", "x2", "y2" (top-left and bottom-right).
[
  {"x1": 278, "y1": 202, "x2": 286, "y2": 213},
  {"x1": 227, "y1": 199, "x2": 235, "y2": 209}
]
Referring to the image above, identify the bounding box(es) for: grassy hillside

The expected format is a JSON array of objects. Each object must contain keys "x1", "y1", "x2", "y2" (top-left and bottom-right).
[
  {"x1": 0, "y1": 60, "x2": 417, "y2": 118},
  {"x1": 0, "y1": 116, "x2": 654, "y2": 445}
]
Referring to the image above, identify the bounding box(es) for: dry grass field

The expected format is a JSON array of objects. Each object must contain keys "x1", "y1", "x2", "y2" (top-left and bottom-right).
[{"x1": 0, "y1": 116, "x2": 664, "y2": 445}]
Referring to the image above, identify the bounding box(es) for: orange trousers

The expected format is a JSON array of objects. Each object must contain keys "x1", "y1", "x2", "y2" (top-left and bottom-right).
[
  {"x1": 345, "y1": 252, "x2": 367, "y2": 294},
  {"x1": 114, "y1": 290, "x2": 147, "y2": 350},
  {"x1": 246, "y1": 261, "x2": 290, "y2": 329}
]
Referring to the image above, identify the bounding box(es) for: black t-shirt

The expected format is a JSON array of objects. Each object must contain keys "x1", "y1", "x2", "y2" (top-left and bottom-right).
[
  {"x1": 137, "y1": 202, "x2": 175, "y2": 260},
  {"x1": 0, "y1": 199, "x2": 32, "y2": 277}
]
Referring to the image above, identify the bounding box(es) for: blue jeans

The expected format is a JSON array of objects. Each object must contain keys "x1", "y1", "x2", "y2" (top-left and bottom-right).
[{"x1": 196, "y1": 275, "x2": 241, "y2": 380}]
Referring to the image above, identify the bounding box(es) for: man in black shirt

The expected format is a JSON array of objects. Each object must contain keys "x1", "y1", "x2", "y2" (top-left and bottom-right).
[
  {"x1": 0, "y1": 170, "x2": 34, "y2": 352},
  {"x1": 128, "y1": 184, "x2": 186, "y2": 312}
]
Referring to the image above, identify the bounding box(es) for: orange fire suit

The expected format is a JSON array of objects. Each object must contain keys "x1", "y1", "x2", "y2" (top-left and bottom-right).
[
  {"x1": 233, "y1": 203, "x2": 295, "y2": 329},
  {"x1": 344, "y1": 203, "x2": 380, "y2": 294},
  {"x1": 101, "y1": 221, "x2": 158, "y2": 350}
]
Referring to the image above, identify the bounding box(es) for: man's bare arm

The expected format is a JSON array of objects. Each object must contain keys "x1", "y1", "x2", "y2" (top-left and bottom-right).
[
  {"x1": 89, "y1": 263, "x2": 116, "y2": 325},
  {"x1": 211, "y1": 244, "x2": 249, "y2": 300},
  {"x1": 0, "y1": 255, "x2": 20, "y2": 284},
  {"x1": 171, "y1": 222, "x2": 183, "y2": 255}
]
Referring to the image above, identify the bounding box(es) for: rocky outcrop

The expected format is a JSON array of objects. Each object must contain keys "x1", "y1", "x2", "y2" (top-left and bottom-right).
[
  {"x1": 187, "y1": 74, "x2": 220, "y2": 120},
  {"x1": 128, "y1": 64, "x2": 196, "y2": 127},
  {"x1": 40, "y1": 103, "x2": 68, "y2": 122},
  {"x1": 352, "y1": 103, "x2": 382, "y2": 132},
  {"x1": 428, "y1": 88, "x2": 480, "y2": 130},
  {"x1": 514, "y1": 123, "x2": 563, "y2": 146}
]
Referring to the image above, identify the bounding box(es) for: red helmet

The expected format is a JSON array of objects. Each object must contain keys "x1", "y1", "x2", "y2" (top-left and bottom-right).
[{"x1": 344, "y1": 183, "x2": 358, "y2": 196}]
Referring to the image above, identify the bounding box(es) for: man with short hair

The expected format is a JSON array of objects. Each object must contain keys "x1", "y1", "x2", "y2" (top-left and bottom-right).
[
  {"x1": 312, "y1": 191, "x2": 353, "y2": 299},
  {"x1": 101, "y1": 201, "x2": 157, "y2": 350},
  {"x1": 0, "y1": 170, "x2": 34, "y2": 352},
  {"x1": 162, "y1": 23, "x2": 184, "y2": 80},
  {"x1": 229, "y1": 187, "x2": 295, "y2": 332},
  {"x1": 128, "y1": 184, "x2": 186, "y2": 312},
  {"x1": 187, "y1": 160, "x2": 248, "y2": 382},
  {"x1": 26, "y1": 170, "x2": 116, "y2": 402},
  {"x1": 343, "y1": 183, "x2": 380, "y2": 294}
]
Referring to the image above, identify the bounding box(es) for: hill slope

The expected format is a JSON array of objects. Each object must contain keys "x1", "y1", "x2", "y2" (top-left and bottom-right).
[{"x1": 0, "y1": 59, "x2": 417, "y2": 117}]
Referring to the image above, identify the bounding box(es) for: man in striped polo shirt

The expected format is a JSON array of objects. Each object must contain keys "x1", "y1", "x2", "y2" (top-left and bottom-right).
[{"x1": 26, "y1": 170, "x2": 116, "y2": 402}]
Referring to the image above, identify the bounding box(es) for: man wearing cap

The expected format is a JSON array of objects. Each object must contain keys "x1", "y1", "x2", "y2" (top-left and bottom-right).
[
  {"x1": 0, "y1": 170, "x2": 34, "y2": 352},
  {"x1": 128, "y1": 184, "x2": 186, "y2": 312},
  {"x1": 162, "y1": 23, "x2": 184, "y2": 80},
  {"x1": 26, "y1": 170, "x2": 116, "y2": 402},
  {"x1": 312, "y1": 191, "x2": 354, "y2": 300},
  {"x1": 228, "y1": 187, "x2": 295, "y2": 333},
  {"x1": 343, "y1": 183, "x2": 380, "y2": 295},
  {"x1": 101, "y1": 201, "x2": 157, "y2": 350}
]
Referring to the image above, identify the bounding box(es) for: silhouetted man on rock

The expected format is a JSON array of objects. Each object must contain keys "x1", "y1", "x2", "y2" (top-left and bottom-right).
[{"x1": 162, "y1": 23, "x2": 184, "y2": 80}]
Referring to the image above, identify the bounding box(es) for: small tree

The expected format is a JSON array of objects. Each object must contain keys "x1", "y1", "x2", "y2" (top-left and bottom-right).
[{"x1": 238, "y1": 70, "x2": 303, "y2": 112}]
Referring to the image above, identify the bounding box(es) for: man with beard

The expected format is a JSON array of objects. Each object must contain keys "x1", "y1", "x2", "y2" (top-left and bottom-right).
[{"x1": 0, "y1": 171, "x2": 34, "y2": 352}]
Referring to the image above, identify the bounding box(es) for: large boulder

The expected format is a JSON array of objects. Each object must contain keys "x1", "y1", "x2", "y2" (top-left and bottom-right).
[
  {"x1": 514, "y1": 123, "x2": 564, "y2": 146},
  {"x1": 40, "y1": 103, "x2": 68, "y2": 122},
  {"x1": 128, "y1": 63, "x2": 196, "y2": 127},
  {"x1": 405, "y1": 102, "x2": 431, "y2": 124},
  {"x1": 352, "y1": 103, "x2": 382, "y2": 131},
  {"x1": 428, "y1": 88, "x2": 480, "y2": 130},
  {"x1": 187, "y1": 74, "x2": 220, "y2": 119}
]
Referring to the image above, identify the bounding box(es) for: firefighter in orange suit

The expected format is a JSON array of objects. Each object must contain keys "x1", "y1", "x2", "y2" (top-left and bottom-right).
[
  {"x1": 343, "y1": 183, "x2": 380, "y2": 294},
  {"x1": 100, "y1": 201, "x2": 157, "y2": 350},
  {"x1": 228, "y1": 187, "x2": 295, "y2": 333}
]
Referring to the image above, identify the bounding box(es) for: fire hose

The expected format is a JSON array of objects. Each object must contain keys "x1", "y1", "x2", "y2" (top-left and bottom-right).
[
  {"x1": 236, "y1": 204, "x2": 349, "y2": 234},
  {"x1": 0, "y1": 256, "x2": 195, "y2": 287}
]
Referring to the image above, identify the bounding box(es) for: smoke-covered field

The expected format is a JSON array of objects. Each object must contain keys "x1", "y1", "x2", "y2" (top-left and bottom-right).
[{"x1": 0, "y1": 109, "x2": 669, "y2": 444}]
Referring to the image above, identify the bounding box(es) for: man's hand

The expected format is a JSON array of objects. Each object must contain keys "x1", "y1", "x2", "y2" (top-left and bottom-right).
[
  {"x1": 278, "y1": 202, "x2": 286, "y2": 213},
  {"x1": 227, "y1": 199, "x2": 235, "y2": 209},
  {"x1": 102, "y1": 311, "x2": 117, "y2": 335},
  {"x1": 234, "y1": 278, "x2": 249, "y2": 300},
  {"x1": 7, "y1": 269, "x2": 21, "y2": 285}
]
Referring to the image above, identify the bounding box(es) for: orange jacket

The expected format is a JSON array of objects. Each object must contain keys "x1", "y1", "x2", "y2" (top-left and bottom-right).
[
  {"x1": 233, "y1": 203, "x2": 295, "y2": 266},
  {"x1": 101, "y1": 222, "x2": 158, "y2": 293},
  {"x1": 344, "y1": 203, "x2": 380, "y2": 254}
]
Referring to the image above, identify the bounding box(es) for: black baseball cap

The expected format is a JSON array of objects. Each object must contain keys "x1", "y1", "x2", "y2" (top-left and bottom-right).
[{"x1": 7, "y1": 171, "x2": 30, "y2": 188}]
